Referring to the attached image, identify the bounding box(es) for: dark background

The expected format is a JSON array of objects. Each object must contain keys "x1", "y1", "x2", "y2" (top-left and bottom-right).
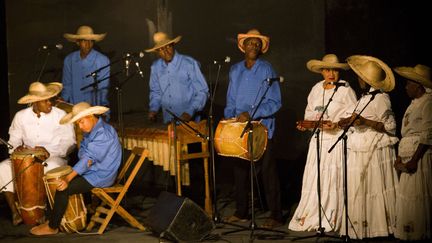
[{"x1": 1, "y1": 0, "x2": 430, "y2": 210}]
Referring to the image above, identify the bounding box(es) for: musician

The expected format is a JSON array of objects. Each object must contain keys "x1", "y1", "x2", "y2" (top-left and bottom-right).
[
  {"x1": 61, "y1": 25, "x2": 110, "y2": 120},
  {"x1": 339, "y1": 55, "x2": 398, "y2": 239},
  {"x1": 145, "y1": 31, "x2": 209, "y2": 124},
  {"x1": 393, "y1": 64, "x2": 432, "y2": 240},
  {"x1": 30, "y1": 102, "x2": 122, "y2": 235},
  {"x1": 223, "y1": 29, "x2": 283, "y2": 229},
  {"x1": 288, "y1": 54, "x2": 356, "y2": 232},
  {"x1": 0, "y1": 81, "x2": 76, "y2": 226}
]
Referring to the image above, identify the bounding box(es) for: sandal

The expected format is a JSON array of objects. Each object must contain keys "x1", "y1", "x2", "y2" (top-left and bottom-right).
[{"x1": 260, "y1": 218, "x2": 283, "y2": 229}]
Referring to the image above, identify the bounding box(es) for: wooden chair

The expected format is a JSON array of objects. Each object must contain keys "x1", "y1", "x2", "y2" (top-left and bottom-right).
[{"x1": 86, "y1": 147, "x2": 150, "y2": 234}]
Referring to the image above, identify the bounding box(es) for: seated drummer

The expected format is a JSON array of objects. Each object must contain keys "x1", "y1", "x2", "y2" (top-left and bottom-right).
[
  {"x1": 30, "y1": 102, "x2": 122, "y2": 235},
  {"x1": 223, "y1": 29, "x2": 283, "y2": 229},
  {"x1": 0, "y1": 81, "x2": 76, "y2": 226},
  {"x1": 145, "y1": 31, "x2": 209, "y2": 124}
]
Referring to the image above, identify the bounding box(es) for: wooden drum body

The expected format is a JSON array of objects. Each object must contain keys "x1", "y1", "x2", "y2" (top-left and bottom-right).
[
  {"x1": 11, "y1": 148, "x2": 47, "y2": 225},
  {"x1": 214, "y1": 119, "x2": 268, "y2": 162},
  {"x1": 43, "y1": 165, "x2": 87, "y2": 233}
]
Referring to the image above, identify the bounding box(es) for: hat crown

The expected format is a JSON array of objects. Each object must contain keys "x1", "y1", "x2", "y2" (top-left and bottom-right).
[
  {"x1": 72, "y1": 102, "x2": 91, "y2": 116},
  {"x1": 414, "y1": 64, "x2": 431, "y2": 80},
  {"x1": 29, "y1": 82, "x2": 49, "y2": 94},
  {"x1": 361, "y1": 61, "x2": 386, "y2": 81},
  {"x1": 76, "y1": 25, "x2": 95, "y2": 35},
  {"x1": 322, "y1": 54, "x2": 340, "y2": 64},
  {"x1": 246, "y1": 29, "x2": 262, "y2": 35},
  {"x1": 153, "y1": 32, "x2": 171, "y2": 45}
]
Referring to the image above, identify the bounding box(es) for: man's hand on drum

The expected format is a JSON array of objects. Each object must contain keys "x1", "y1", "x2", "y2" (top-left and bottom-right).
[
  {"x1": 237, "y1": 111, "x2": 250, "y2": 122},
  {"x1": 57, "y1": 178, "x2": 68, "y2": 191},
  {"x1": 180, "y1": 112, "x2": 192, "y2": 122},
  {"x1": 35, "y1": 146, "x2": 50, "y2": 159}
]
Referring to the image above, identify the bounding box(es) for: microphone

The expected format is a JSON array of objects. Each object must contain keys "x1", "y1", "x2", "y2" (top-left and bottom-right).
[
  {"x1": 124, "y1": 52, "x2": 145, "y2": 59},
  {"x1": 135, "y1": 62, "x2": 144, "y2": 78},
  {"x1": 0, "y1": 137, "x2": 13, "y2": 150},
  {"x1": 31, "y1": 154, "x2": 48, "y2": 166},
  {"x1": 125, "y1": 58, "x2": 130, "y2": 77},
  {"x1": 265, "y1": 76, "x2": 284, "y2": 84},
  {"x1": 213, "y1": 56, "x2": 231, "y2": 65},
  {"x1": 40, "y1": 43, "x2": 63, "y2": 51},
  {"x1": 331, "y1": 81, "x2": 350, "y2": 89}
]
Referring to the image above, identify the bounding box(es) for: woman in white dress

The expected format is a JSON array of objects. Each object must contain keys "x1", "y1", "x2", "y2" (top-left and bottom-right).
[
  {"x1": 338, "y1": 55, "x2": 399, "y2": 239},
  {"x1": 393, "y1": 64, "x2": 432, "y2": 241},
  {"x1": 289, "y1": 54, "x2": 357, "y2": 232}
]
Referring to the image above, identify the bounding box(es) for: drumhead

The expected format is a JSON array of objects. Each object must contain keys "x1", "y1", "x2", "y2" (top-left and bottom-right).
[
  {"x1": 11, "y1": 147, "x2": 46, "y2": 159},
  {"x1": 45, "y1": 165, "x2": 73, "y2": 179}
]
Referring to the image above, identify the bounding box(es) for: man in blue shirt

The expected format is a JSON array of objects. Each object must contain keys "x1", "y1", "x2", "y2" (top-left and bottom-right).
[
  {"x1": 30, "y1": 102, "x2": 122, "y2": 235},
  {"x1": 223, "y1": 29, "x2": 283, "y2": 229},
  {"x1": 62, "y1": 25, "x2": 110, "y2": 120},
  {"x1": 145, "y1": 32, "x2": 209, "y2": 124}
]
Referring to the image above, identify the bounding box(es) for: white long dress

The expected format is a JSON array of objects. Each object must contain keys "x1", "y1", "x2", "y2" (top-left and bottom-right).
[
  {"x1": 394, "y1": 91, "x2": 432, "y2": 241},
  {"x1": 341, "y1": 89, "x2": 399, "y2": 239},
  {"x1": 289, "y1": 80, "x2": 357, "y2": 232}
]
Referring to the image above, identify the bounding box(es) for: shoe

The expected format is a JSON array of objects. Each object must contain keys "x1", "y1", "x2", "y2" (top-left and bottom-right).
[
  {"x1": 260, "y1": 218, "x2": 283, "y2": 229},
  {"x1": 224, "y1": 215, "x2": 248, "y2": 223}
]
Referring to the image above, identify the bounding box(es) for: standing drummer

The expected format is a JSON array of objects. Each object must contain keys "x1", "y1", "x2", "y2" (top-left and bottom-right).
[
  {"x1": 223, "y1": 29, "x2": 283, "y2": 228},
  {"x1": 0, "y1": 81, "x2": 76, "y2": 226},
  {"x1": 30, "y1": 102, "x2": 121, "y2": 235}
]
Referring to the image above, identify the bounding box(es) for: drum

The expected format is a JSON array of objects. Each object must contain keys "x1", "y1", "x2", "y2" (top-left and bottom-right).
[
  {"x1": 11, "y1": 147, "x2": 48, "y2": 225},
  {"x1": 214, "y1": 119, "x2": 268, "y2": 161},
  {"x1": 43, "y1": 165, "x2": 87, "y2": 233}
]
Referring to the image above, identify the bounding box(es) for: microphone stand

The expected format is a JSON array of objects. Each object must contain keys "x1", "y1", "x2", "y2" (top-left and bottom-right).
[
  {"x1": 208, "y1": 63, "x2": 222, "y2": 223},
  {"x1": 222, "y1": 79, "x2": 287, "y2": 241},
  {"x1": 36, "y1": 49, "x2": 51, "y2": 81},
  {"x1": 0, "y1": 137, "x2": 13, "y2": 150},
  {"x1": 292, "y1": 84, "x2": 341, "y2": 241},
  {"x1": 328, "y1": 92, "x2": 378, "y2": 242}
]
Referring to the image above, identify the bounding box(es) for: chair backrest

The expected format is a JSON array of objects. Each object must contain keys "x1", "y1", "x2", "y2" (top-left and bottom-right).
[{"x1": 115, "y1": 147, "x2": 149, "y2": 187}]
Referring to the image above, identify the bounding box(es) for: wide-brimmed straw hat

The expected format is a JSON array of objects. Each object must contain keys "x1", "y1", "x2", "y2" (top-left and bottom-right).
[
  {"x1": 394, "y1": 64, "x2": 432, "y2": 89},
  {"x1": 60, "y1": 102, "x2": 109, "y2": 124},
  {"x1": 306, "y1": 54, "x2": 350, "y2": 73},
  {"x1": 347, "y1": 55, "x2": 395, "y2": 92},
  {"x1": 18, "y1": 81, "x2": 63, "y2": 104},
  {"x1": 64, "y1": 25, "x2": 106, "y2": 42},
  {"x1": 145, "y1": 32, "x2": 182, "y2": 53},
  {"x1": 237, "y1": 29, "x2": 270, "y2": 54}
]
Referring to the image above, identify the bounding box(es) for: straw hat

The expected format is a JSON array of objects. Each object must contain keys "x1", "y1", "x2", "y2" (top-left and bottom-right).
[
  {"x1": 393, "y1": 64, "x2": 432, "y2": 89},
  {"x1": 64, "y1": 25, "x2": 106, "y2": 42},
  {"x1": 237, "y1": 29, "x2": 270, "y2": 54},
  {"x1": 18, "y1": 81, "x2": 62, "y2": 104},
  {"x1": 306, "y1": 54, "x2": 350, "y2": 73},
  {"x1": 347, "y1": 55, "x2": 395, "y2": 92},
  {"x1": 145, "y1": 32, "x2": 182, "y2": 53},
  {"x1": 60, "y1": 102, "x2": 109, "y2": 124}
]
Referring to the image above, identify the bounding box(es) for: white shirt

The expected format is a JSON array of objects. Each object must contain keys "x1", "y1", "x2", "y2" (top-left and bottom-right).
[{"x1": 8, "y1": 106, "x2": 76, "y2": 157}]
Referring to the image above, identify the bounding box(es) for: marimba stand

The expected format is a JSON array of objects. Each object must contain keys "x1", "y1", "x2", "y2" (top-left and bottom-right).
[{"x1": 168, "y1": 120, "x2": 212, "y2": 216}]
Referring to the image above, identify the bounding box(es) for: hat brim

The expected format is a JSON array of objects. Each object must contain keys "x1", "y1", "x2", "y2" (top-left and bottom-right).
[
  {"x1": 306, "y1": 60, "x2": 350, "y2": 73},
  {"x1": 145, "y1": 36, "x2": 182, "y2": 53},
  {"x1": 63, "y1": 33, "x2": 106, "y2": 42},
  {"x1": 347, "y1": 55, "x2": 395, "y2": 92},
  {"x1": 394, "y1": 67, "x2": 432, "y2": 89},
  {"x1": 60, "y1": 106, "x2": 109, "y2": 124},
  {"x1": 18, "y1": 82, "x2": 63, "y2": 104},
  {"x1": 237, "y1": 34, "x2": 270, "y2": 54}
]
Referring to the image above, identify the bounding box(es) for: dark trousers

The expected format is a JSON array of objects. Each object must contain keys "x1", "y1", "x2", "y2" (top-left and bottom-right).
[
  {"x1": 48, "y1": 176, "x2": 93, "y2": 229},
  {"x1": 233, "y1": 139, "x2": 282, "y2": 221}
]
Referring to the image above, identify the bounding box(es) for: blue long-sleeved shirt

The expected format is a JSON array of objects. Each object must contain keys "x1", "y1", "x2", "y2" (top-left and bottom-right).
[
  {"x1": 62, "y1": 49, "x2": 110, "y2": 109},
  {"x1": 224, "y1": 58, "x2": 282, "y2": 139},
  {"x1": 73, "y1": 118, "x2": 121, "y2": 187},
  {"x1": 149, "y1": 51, "x2": 209, "y2": 123}
]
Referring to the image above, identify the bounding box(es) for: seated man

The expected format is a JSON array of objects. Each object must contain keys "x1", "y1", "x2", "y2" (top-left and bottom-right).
[
  {"x1": 30, "y1": 102, "x2": 122, "y2": 235},
  {"x1": 0, "y1": 81, "x2": 76, "y2": 225}
]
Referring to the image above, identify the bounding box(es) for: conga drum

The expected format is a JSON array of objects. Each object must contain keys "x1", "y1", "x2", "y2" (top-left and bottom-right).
[
  {"x1": 43, "y1": 165, "x2": 87, "y2": 233},
  {"x1": 214, "y1": 119, "x2": 268, "y2": 162},
  {"x1": 11, "y1": 147, "x2": 47, "y2": 225}
]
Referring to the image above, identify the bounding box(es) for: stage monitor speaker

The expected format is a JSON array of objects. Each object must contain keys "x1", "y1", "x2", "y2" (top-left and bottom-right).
[{"x1": 145, "y1": 191, "x2": 215, "y2": 242}]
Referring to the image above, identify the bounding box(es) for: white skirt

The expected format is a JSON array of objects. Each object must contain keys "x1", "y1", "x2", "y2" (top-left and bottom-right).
[
  {"x1": 289, "y1": 134, "x2": 344, "y2": 232},
  {"x1": 340, "y1": 145, "x2": 398, "y2": 239}
]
